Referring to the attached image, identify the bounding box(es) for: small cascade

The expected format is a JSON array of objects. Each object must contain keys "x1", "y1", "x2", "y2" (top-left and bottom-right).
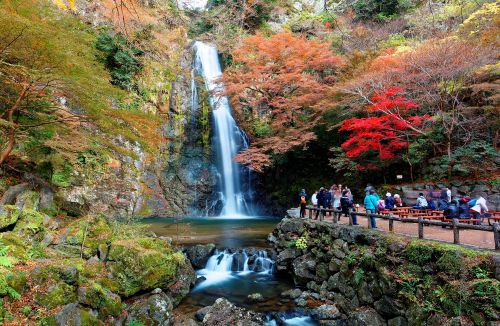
[{"x1": 201, "y1": 249, "x2": 274, "y2": 274}]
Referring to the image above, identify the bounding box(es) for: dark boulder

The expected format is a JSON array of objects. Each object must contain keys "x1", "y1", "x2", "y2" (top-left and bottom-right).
[
  {"x1": 291, "y1": 254, "x2": 316, "y2": 286},
  {"x1": 186, "y1": 244, "x2": 216, "y2": 269},
  {"x1": 347, "y1": 308, "x2": 387, "y2": 326}
]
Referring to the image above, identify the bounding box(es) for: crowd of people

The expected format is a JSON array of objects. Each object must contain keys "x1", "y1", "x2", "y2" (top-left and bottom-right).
[{"x1": 298, "y1": 183, "x2": 492, "y2": 229}]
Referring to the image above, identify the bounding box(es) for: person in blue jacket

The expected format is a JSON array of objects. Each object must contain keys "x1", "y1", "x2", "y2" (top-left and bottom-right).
[
  {"x1": 364, "y1": 189, "x2": 378, "y2": 228},
  {"x1": 385, "y1": 193, "x2": 395, "y2": 210}
]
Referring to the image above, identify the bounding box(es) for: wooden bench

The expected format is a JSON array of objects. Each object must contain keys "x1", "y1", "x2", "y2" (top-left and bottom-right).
[
  {"x1": 486, "y1": 213, "x2": 500, "y2": 226},
  {"x1": 399, "y1": 212, "x2": 430, "y2": 218},
  {"x1": 443, "y1": 218, "x2": 481, "y2": 224}
]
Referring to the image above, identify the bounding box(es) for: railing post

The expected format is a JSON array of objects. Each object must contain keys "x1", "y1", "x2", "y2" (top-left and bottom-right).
[
  {"x1": 389, "y1": 213, "x2": 394, "y2": 233},
  {"x1": 493, "y1": 222, "x2": 500, "y2": 250},
  {"x1": 348, "y1": 210, "x2": 353, "y2": 226},
  {"x1": 418, "y1": 215, "x2": 424, "y2": 239},
  {"x1": 453, "y1": 219, "x2": 460, "y2": 244},
  {"x1": 333, "y1": 209, "x2": 337, "y2": 224},
  {"x1": 309, "y1": 207, "x2": 312, "y2": 219},
  {"x1": 319, "y1": 206, "x2": 323, "y2": 222},
  {"x1": 367, "y1": 212, "x2": 372, "y2": 229}
]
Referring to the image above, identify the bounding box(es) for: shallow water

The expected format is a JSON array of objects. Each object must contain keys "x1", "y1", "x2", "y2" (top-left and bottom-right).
[{"x1": 143, "y1": 216, "x2": 281, "y2": 248}]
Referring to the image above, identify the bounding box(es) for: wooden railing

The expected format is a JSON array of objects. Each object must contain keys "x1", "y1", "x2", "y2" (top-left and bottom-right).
[{"x1": 305, "y1": 206, "x2": 500, "y2": 250}]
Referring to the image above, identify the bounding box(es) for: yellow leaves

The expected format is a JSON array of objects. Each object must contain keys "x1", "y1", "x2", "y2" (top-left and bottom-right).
[
  {"x1": 460, "y1": 1, "x2": 500, "y2": 35},
  {"x1": 53, "y1": 0, "x2": 75, "y2": 11}
]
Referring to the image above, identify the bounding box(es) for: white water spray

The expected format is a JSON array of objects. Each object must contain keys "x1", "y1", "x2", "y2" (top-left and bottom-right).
[{"x1": 194, "y1": 42, "x2": 252, "y2": 217}]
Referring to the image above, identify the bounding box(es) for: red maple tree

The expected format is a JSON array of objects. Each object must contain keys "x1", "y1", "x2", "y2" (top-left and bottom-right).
[{"x1": 338, "y1": 87, "x2": 430, "y2": 161}]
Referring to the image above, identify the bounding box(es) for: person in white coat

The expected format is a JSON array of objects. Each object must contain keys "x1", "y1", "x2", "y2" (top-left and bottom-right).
[
  {"x1": 311, "y1": 190, "x2": 318, "y2": 207},
  {"x1": 471, "y1": 196, "x2": 489, "y2": 225}
]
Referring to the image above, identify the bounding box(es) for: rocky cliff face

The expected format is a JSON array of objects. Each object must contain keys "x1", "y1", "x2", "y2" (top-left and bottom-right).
[{"x1": 268, "y1": 218, "x2": 500, "y2": 326}]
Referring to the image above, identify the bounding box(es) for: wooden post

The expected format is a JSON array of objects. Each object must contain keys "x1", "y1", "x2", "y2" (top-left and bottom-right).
[
  {"x1": 389, "y1": 213, "x2": 394, "y2": 233},
  {"x1": 453, "y1": 219, "x2": 460, "y2": 244},
  {"x1": 493, "y1": 222, "x2": 500, "y2": 250},
  {"x1": 367, "y1": 212, "x2": 372, "y2": 229},
  {"x1": 418, "y1": 215, "x2": 424, "y2": 239},
  {"x1": 319, "y1": 206, "x2": 323, "y2": 222},
  {"x1": 333, "y1": 209, "x2": 337, "y2": 224},
  {"x1": 348, "y1": 210, "x2": 353, "y2": 226},
  {"x1": 309, "y1": 207, "x2": 312, "y2": 219}
]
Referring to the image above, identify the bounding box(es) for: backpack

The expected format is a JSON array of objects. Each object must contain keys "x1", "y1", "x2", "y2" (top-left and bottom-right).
[
  {"x1": 428, "y1": 200, "x2": 436, "y2": 210},
  {"x1": 468, "y1": 199, "x2": 478, "y2": 207},
  {"x1": 377, "y1": 200, "x2": 385, "y2": 210},
  {"x1": 420, "y1": 198, "x2": 428, "y2": 208},
  {"x1": 301, "y1": 196, "x2": 306, "y2": 204}
]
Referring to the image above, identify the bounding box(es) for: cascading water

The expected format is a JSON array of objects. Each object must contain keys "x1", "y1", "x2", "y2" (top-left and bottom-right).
[{"x1": 193, "y1": 41, "x2": 253, "y2": 217}]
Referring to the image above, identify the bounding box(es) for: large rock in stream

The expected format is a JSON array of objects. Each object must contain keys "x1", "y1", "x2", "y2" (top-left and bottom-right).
[
  {"x1": 200, "y1": 298, "x2": 266, "y2": 326},
  {"x1": 186, "y1": 243, "x2": 216, "y2": 269}
]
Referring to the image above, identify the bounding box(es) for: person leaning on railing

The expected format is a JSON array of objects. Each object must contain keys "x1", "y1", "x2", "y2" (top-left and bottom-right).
[{"x1": 341, "y1": 190, "x2": 358, "y2": 225}]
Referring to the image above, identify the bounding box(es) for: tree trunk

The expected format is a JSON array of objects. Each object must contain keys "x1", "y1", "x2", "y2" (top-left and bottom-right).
[
  {"x1": 494, "y1": 128, "x2": 500, "y2": 150},
  {"x1": 447, "y1": 133, "x2": 452, "y2": 181}
]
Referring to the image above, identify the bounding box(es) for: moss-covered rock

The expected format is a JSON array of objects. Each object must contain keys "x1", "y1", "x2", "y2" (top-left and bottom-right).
[
  {"x1": 15, "y1": 190, "x2": 39, "y2": 212},
  {"x1": 126, "y1": 293, "x2": 174, "y2": 326},
  {"x1": 12, "y1": 208, "x2": 45, "y2": 244},
  {"x1": 0, "y1": 233, "x2": 27, "y2": 261},
  {"x1": 44, "y1": 302, "x2": 104, "y2": 326},
  {"x1": 0, "y1": 205, "x2": 20, "y2": 230},
  {"x1": 34, "y1": 281, "x2": 76, "y2": 309},
  {"x1": 106, "y1": 238, "x2": 185, "y2": 297},
  {"x1": 54, "y1": 215, "x2": 114, "y2": 258},
  {"x1": 75, "y1": 281, "x2": 121, "y2": 316}
]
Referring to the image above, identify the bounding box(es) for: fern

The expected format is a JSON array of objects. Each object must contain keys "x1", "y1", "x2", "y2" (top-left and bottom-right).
[
  {"x1": 0, "y1": 240, "x2": 15, "y2": 268},
  {"x1": 7, "y1": 287, "x2": 20, "y2": 299}
]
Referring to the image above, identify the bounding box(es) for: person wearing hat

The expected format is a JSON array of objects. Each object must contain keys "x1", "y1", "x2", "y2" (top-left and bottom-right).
[
  {"x1": 394, "y1": 194, "x2": 402, "y2": 207},
  {"x1": 298, "y1": 189, "x2": 309, "y2": 218},
  {"x1": 385, "y1": 192, "x2": 395, "y2": 210}
]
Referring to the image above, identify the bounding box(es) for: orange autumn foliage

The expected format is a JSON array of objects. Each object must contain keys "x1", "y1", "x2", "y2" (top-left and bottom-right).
[{"x1": 220, "y1": 32, "x2": 343, "y2": 171}]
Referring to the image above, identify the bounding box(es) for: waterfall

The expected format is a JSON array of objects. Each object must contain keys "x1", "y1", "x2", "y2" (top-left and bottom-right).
[
  {"x1": 202, "y1": 249, "x2": 274, "y2": 274},
  {"x1": 193, "y1": 41, "x2": 252, "y2": 217}
]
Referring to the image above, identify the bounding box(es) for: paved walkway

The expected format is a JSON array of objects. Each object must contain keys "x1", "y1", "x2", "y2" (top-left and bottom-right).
[{"x1": 313, "y1": 210, "x2": 496, "y2": 250}]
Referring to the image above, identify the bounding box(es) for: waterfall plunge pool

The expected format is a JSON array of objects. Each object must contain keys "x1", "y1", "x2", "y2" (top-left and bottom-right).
[{"x1": 143, "y1": 216, "x2": 281, "y2": 248}]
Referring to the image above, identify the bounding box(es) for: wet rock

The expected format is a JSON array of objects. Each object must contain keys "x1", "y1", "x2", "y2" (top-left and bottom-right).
[
  {"x1": 196, "y1": 306, "x2": 212, "y2": 321},
  {"x1": 292, "y1": 254, "x2": 316, "y2": 286},
  {"x1": 196, "y1": 276, "x2": 207, "y2": 284},
  {"x1": 276, "y1": 248, "x2": 297, "y2": 264},
  {"x1": 295, "y1": 298, "x2": 308, "y2": 307},
  {"x1": 289, "y1": 289, "x2": 302, "y2": 299},
  {"x1": 232, "y1": 251, "x2": 247, "y2": 271},
  {"x1": 201, "y1": 298, "x2": 266, "y2": 325},
  {"x1": 311, "y1": 304, "x2": 341, "y2": 320},
  {"x1": 126, "y1": 293, "x2": 174, "y2": 326},
  {"x1": 347, "y1": 307, "x2": 386, "y2": 326},
  {"x1": 267, "y1": 233, "x2": 278, "y2": 242},
  {"x1": 249, "y1": 293, "x2": 265, "y2": 302},
  {"x1": 206, "y1": 287, "x2": 230, "y2": 296},
  {"x1": 186, "y1": 243, "x2": 216, "y2": 269}
]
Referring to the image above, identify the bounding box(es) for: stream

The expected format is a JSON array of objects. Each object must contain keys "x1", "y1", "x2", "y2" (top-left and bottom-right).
[{"x1": 145, "y1": 217, "x2": 321, "y2": 325}]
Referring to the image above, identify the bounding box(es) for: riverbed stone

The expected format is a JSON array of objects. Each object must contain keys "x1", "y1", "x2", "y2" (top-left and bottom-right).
[
  {"x1": 201, "y1": 298, "x2": 266, "y2": 325},
  {"x1": 186, "y1": 243, "x2": 216, "y2": 269},
  {"x1": 249, "y1": 293, "x2": 265, "y2": 302},
  {"x1": 311, "y1": 304, "x2": 340, "y2": 320},
  {"x1": 231, "y1": 251, "x2": 247, "y2": 271},
  {"x1": 196, "y1": 306, "x2": 212, "y2": 321},
  {"x1": 289, "y1": 289, "x2": 302, "y2": 299}
]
